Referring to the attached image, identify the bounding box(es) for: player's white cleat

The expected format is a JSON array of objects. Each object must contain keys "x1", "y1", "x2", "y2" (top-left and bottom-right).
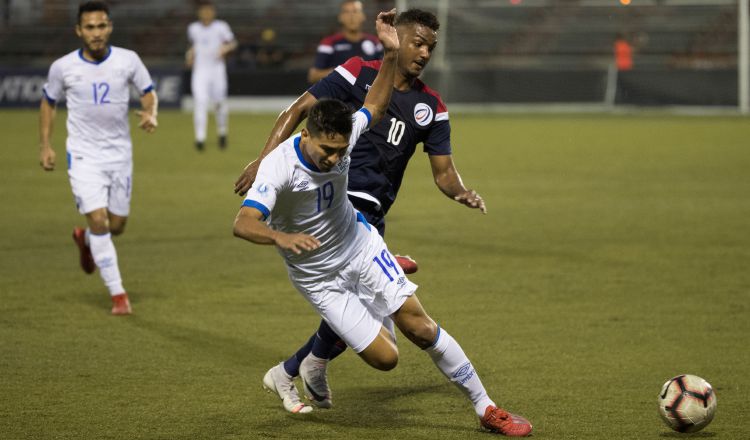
[
  {"x1": 262, "y1": 362, "x2": 312, "y2": 414},
  {"x1": 299, "y1": 354, "x2": 333, "y2": 408}
]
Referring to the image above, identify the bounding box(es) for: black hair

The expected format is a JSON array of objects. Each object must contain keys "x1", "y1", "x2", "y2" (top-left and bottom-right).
[
  {"x1": 306, "y1": 99, "x2": 353, "y2": 139},
  {"x1": 394, "y1": 8, "x2": 439, "y2": 32},
  {"x1": 78, "y1": 1, "x2": 110, "y2": 23}
]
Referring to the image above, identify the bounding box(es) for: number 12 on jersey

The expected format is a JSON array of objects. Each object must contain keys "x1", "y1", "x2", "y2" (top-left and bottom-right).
[{"x1": 92, "y1": 82, "x2": 110, "y2": 105}]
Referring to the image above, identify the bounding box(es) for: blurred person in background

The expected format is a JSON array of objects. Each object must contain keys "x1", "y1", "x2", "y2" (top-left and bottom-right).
[
  {"x1": 186, "y1": 0, "x2": 237, "y2": 151},
  {"x1": 614, "y1": 32, "x2": 633, "y2": 71},
  {"x1": 307, "y1": 0, "x2": 383, "y2": 84},
  {"x1": 38, "y1": 0, "x2": 158, "y2": 315}
]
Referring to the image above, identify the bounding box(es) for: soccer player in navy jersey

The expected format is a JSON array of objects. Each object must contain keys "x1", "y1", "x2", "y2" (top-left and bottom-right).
[
  {"x1": 307, "y1": 0, "x2": 383, "y2": 84},
  {"x1": 234, "y1": 7, "x2": 497, "y2": 419}
]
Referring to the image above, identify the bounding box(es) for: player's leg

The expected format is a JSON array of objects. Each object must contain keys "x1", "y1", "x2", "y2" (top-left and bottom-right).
[
  {"x1": 191, "y1": 70, "x2": 209, "y2": 150},
  {"x1": 213, "y1": 70, "x2": 229, "y2": 149},
  {"x1": 68, "y1": 161, "x2": 130, "y2": 314},
  {"x1": 391, "y1": 295, "x2": 532, "y2": 436}
]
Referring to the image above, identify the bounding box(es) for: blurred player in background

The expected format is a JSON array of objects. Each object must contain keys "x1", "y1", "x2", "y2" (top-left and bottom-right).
[
  {"x1": 38, "y1": 1, "x2": 158, "y2": 315},
  {"x1": 186, "y1": 0, "x2": 237, "y2": 151},
  {"x1": 307, "y1": 0, "x2": 383, "y2": 84},
  {"x1": 234, "y1": 12, "x2": 531, "y2": 435},
  {"x1": 235, "y1": 5, "x2": 491, "y2": 420}
]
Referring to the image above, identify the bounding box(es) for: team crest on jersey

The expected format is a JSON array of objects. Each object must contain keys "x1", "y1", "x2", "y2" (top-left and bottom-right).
[
  {"x1": 413, "y1": 103, "x2": 433, "y2": 127},
  {"x1": 362, "y1": 40, "x2": 376, "y2": 56},
  {"x1": 258, "y1": 183, "x2": 270, "y2": 197}
]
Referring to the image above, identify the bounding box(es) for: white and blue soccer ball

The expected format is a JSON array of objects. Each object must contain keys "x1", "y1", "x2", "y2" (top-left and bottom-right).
[{"x1": 658, "y1": 374, "x2": 717, "y2": 433}]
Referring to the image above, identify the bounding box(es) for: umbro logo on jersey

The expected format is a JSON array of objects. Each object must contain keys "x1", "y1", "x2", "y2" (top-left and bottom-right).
[
  {"x1": 414, "y1": 103, "x2": 433, "y2": 126},
  {"x1": 258, "y1": 183, "x2": 270, "y2": 196},
  {"x1": 296, "y1": 181, "x2": 309, "y2": 189}
]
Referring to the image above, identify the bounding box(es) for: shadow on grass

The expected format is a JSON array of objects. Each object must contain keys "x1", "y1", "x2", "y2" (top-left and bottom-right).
[{"x1": 659, "y1": 432, "x2": 716, "y2": 438}]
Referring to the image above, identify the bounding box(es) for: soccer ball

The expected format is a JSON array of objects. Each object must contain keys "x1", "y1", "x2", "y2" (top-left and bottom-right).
[{"x1": 658, "y1": 374, "x2": 717, "y2": 433}]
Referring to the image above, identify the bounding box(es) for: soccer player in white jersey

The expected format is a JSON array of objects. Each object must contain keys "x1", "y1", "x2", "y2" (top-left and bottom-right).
[
  {"x1": 186, "y1": 0, "x2": 237, "y2": 151},
  {"x1": 232, "y1": 9, "x2": 532, "y2": 437},
  {"x1": 38, "y1": 1, "x2": 158, "y2": 315}
]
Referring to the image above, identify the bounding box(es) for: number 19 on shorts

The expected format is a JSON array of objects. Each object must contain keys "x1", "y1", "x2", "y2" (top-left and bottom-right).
[{"x1": 373, "y1": 249, "x2": 400, "y2": 282}]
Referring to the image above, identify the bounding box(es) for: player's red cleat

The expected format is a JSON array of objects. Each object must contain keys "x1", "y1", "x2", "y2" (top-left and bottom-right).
[
  {"x1": 395, "y1": 255, "x2": 418, "y2": 274},
  {"x1": 480, "y1": 405, "x2": 533, "y2": 437},
  {"x1": 72, "y1": 227, "x2": 96, "y2": 274},
  {"x1": 111, "y1": 293, "x2": 132, "y2": 315}
]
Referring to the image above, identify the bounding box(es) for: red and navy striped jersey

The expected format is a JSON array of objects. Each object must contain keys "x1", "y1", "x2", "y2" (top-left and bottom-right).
[
  {"x1": 308, "y1": 56, "x2": 451, "y2": 215},
  {"x1": 313, "y1": 33, "x2": 383, "y2": 70}
]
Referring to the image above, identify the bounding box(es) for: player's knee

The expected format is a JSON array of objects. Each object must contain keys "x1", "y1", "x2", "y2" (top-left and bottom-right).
[
  {"x1": 371, "y1": 351, "x2": 398, "y2": 371},
  {"x1": 110, "y1": 223, "x2": 126, "y2": 236},
  {"x1": 403, "y1": 319, "x2": 438, "y2": 349}
]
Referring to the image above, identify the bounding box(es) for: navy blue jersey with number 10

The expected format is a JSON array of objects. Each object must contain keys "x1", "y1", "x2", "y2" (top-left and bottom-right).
[{"x1": 308, "y1": 57, "x2": 451, "y2": 216}]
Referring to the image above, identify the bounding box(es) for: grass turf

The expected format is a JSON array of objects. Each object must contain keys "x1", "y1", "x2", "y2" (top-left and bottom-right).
[{"x1": 1, "y1": 109, "x2": 748, "y2": 439}]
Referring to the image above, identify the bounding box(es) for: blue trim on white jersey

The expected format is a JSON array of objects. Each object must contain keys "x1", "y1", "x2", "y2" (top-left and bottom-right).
[
  {"x1": 77, "y1": 46, "x2": 112, "y2": 65},
  {"x1": 293, "y1": 136, "x2": 321, "y2": 172},
  {"x1": 358, "y1": 107, "x2": 372, "y2": 127},
  {"x1": 242, "y1": 199, "x2": 271, "y2": 220},
  {"x1": 42, "y1": 88, "x2": 56, "y2": 105},
  {"x1": 356, "y1": 211, "x2": 371, "y2": 231},
  {"x1": 67, "y1": 152, "x2": 71, "y2": 170},
  {"x1": 141, "y1": 84, "x2": 154, "y2": 95}
]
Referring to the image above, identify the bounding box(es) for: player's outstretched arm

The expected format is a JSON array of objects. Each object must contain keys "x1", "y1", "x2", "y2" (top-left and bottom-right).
[
  {"x1": 429, "y1": 154, "x2": 487, "y2": 214},
  {"x1": 233, "y1": 91, "x2": 318, "y2": 195},
  {"x1": 233, "y1": 207, "x2": 321, "y2": 254},
  {"x1": 137, "y1": 91, "x2": 158, "y2": 133},
  {"x1": 38, "y1": 98, "x2": 57, "y2": 171},
  {"x1": 362, "y1": 9, "x2": 399, "y2": 126}
]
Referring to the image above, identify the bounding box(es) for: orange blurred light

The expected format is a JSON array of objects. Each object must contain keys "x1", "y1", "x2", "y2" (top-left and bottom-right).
[{"x1": 620, "y1": 0, "x2": 631, "y2": 5}]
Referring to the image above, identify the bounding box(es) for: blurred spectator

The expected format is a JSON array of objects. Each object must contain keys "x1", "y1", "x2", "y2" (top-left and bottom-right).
[
  {"x1": 307, "y1": 0, "x2": 383, "y2": 84},
  {"x1": 614, "y1": 33, "x2": 633, "y2": 71},
  {"x1": 255, "y1": 28, "x2": 286, "y2": 69}
]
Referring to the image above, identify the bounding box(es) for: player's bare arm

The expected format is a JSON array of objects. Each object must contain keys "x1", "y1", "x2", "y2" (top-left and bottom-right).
[
  {"x1": 429, "y1": 154, "x2": 487, "y2": 214},
  {"x1": 219, "y1": 40, "x2": 238, "y2": 58},
  {"x1": 38, "y1": 98, "x2": 57, "y2": 171},
  {"x1": 185, "y1": 47, "x2": 194, "y2": 67},
  {"x1": 361, "y1": 9, "x2": 399, "y2": 125},
  {"x1": 136, "y1": 91, "x2": 158, "y2": 133},
  {"x1": 308, "y1": 67, "x2": 334, "y2": 84},
  {"x1": 233, "y1": 207, "x2": 321, "y2": 255},
  {"x1": 234, "y1": 92, "x2": 317, "y2": 195}
]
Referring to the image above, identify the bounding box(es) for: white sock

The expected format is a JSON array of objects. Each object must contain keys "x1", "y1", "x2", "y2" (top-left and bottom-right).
[
  {"x1": 216, "y1": 101, "x2": 229, "y2": 136},
  {"x1": 193, "y1": 99, "x2": 208, "y2": 142},
  {"x1": 425, "y1": 327, "x2": 495, "y2": 418},
  {"x1": 84, "y1": 228, "x2": 91, "y2": 246},
  {"x1": 88, "y1": 232, "x2": 125, "y2": 296}
]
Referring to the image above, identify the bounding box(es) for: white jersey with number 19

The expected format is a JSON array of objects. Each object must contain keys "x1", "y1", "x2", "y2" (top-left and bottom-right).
[
  {"x1": 243, "y1": 108, "x2": 373, "y2": 279},
  {"x1": 42, "y1": 46, "x2": 154, "y2": 166}
]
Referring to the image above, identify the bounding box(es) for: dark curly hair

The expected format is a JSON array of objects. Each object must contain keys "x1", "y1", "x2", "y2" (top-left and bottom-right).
[
  {"x1": 306, "y1": 99, "x2": 353, "y2": 139},
  {"x1": 394, "y1": 9, "x2": 439, "y2": 32}
]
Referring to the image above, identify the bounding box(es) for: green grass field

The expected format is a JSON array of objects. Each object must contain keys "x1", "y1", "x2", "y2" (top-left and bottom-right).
[{"x1": 1, "y1": 109, "x2": 748, "y2": 439}]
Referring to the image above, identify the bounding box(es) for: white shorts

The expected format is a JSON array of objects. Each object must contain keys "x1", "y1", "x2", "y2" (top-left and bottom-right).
[
  {"x1": 289, "y1": 226, "x2": 418, "y2": 353},
  {"x1": 191, "y1": 68, "x2": 227, "y2": 104},
  {"x1": 67, "y1": 156, "x2": 132, "y2": 216}
]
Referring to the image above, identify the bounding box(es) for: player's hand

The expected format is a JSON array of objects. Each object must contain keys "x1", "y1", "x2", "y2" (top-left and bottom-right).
[
  {"x1": 454, "y1": 189, "x2": 487, "y2": 214},
  {"x1": 39, "y1": 145, "x2": 56, "y2": 171},
  {"x1": 136, "y1": 110, "x2": 158, "y2": 133},
  {"x1": 234, "y1": 159, "x2": 260, "y2": 195},
  {"x1": 274, "y1": 232, "x2": 321, "y2": 255},
  {"x1": 375, "y1": 9, "x2": 399, "y2": 52}
]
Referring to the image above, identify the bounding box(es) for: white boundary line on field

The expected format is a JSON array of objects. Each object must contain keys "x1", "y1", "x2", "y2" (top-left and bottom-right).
[{"x1": 181, "y1": 97, "x2": 744, "y2": 116}]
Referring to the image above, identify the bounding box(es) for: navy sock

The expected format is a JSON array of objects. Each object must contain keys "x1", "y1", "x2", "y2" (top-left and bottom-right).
[
  {"x1": 310, "y1": 320, "x2": 342, "y2": 358},
  {"x1": 328, "y1": 339, "x2": 347, "y2": 361},
  {"x1": 283, "y1": 334, "x2": 315, "y2": 377}
]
